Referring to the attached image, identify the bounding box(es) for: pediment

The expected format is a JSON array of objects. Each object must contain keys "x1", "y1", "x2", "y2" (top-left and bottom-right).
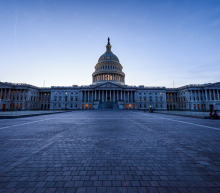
[{"x1": 94, "y1": 82, "x2": 123, "y2": 89}]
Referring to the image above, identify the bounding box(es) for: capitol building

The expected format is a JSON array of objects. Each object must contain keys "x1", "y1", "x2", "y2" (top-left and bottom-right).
[{"x1": 0, "y1": 38, "x2": 220, "y2": 111}]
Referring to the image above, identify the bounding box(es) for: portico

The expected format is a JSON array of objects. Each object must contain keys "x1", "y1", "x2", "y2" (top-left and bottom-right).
[{"x1": 82, "y1": 82, "x2": 136, "y2": 109}]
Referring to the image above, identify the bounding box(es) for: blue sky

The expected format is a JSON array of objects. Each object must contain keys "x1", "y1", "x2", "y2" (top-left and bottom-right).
[{"x1": 0, "y1": 0, "x2": 220, "y2": 87}]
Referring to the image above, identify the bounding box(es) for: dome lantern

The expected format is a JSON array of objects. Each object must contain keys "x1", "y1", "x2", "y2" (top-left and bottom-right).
[{"x1": 106, "y1": 37, "x2": 112, "y2": 52}]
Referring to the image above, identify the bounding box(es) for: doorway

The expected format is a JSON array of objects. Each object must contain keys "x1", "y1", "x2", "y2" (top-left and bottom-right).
[{"x1": 2, "y1": 104, "x2": 6, "y2": 111}]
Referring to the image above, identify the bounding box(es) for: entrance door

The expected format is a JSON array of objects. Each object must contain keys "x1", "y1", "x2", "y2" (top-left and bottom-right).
[
  {"x1": 209, "y1": 104, "x2": 214, "y2": 112},
  {"x1": 2, "y1": 104, "x2": 6, "y2": 111}
]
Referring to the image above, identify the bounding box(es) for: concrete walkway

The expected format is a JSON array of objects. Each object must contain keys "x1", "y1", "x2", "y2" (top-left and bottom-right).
[
  {"x1": 155, "y1": 110, "x2": 210, "y2": 118},
  {"x1": 0, "y1": 110, "x2": 66, "y2": 119}
]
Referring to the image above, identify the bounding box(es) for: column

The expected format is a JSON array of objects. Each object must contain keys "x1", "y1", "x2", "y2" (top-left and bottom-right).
[
  {"x1": 4, "y1": 89, "x2": 7, "y2": 100},
  {"x1": 131, "y1": 91, "x2": 133, "y2": 103},
  {"x1": 6, "y1": 88, "x2": 8, "y2": 100},
  {"x1": 10, "y1": 89, "x2": 12, "y2": 100},
  {"x1": 217, "y1": 90, "x2": 220, "y2": 100},
  {"x1": 2, "y1": 88, "x2": 5, "y2": 99},
  {"x1": 1, "y1": 88, "x2": 3, "y2": 99},
  {"x1": 133, "y1": 91, "x2": 135, "y2": 103},
  {"x1": 129, "y1": 91, "x2": 131, "y2": 103},
  {"x1": 112, "y1": 90, "x2": 114, "y2": 102},
  {"x1": 82, "y1": 91, "x2": 84, "y2": 102},
  {"x1": 115, "y1": 90, "x2": 117, "y2": 101},
  {"x1": 208, "y1": 90, "x2": 210, "y2": 100},
  {"x1": 211, "y1": 89, "x2": 214, "y2": 100},
  {"x1": 129, "y1": 91, "x2": 132, "y2": 103},
  {"x1": 85, "y1": 91, "x2": 87, "y2": 102},
  {"x1": 195, "y1": 90, "x2": 198, "y2": 101},
  {"x1": 0, "y1": 88, "x2": 2, "y2": 99},
  {"x1": 205, "y1": 90, "x2": 208, "y2": 101},
  {"x1": 120, "y1": 90, "x2": 122, "y2": 101},
  {"x1": 128, "y1": 91, "x2": 130, "y2": 103},
  {"x1": 105, "y1": 90, "x2": 107, "y2": 101},
  {"x1": 203, "y1": 90, "x2": 205, "y2": 101},
  {"x1": 5, "y1": 88, "x2": 8, "y2": 100},
  {"x1": 212, "y1": 90, "x2": 215, "y2": 101},
  {"x1": 3, "y1": 88, "x2": 5, "y2": 99},
  {"x1": 214, "y1": 90, "x2": 217, "y2": 101}
]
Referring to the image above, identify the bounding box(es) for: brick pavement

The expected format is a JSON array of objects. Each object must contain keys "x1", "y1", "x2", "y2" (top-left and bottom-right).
[{"x1": 0, "y1": 111, "x2": 220, "y2": 193}]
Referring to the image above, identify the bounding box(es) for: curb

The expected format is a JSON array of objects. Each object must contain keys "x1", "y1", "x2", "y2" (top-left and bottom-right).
[
  {"x1": 0, "y1": 111, "x2": 72, "y2": 119},
  {"x1": 154, "y1": 111, "x2": 210, "y2": 119}
]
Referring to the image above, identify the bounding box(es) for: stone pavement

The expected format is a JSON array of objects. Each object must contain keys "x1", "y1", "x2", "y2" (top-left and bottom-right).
[
  {"x1": 155, "y1": 111, "x2": 210, "y2": 119},
  {"x1": 0, "y1": 110, "x2": 65, "y2": 119},
  {"x1": 0, "y1": 111, "x2": 220, "y2": 193}
]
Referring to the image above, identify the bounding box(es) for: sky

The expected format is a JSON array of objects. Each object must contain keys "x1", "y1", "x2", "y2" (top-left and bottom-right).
[{"x1": 0, "y1": 0, "x2": 220, "y2": 88}]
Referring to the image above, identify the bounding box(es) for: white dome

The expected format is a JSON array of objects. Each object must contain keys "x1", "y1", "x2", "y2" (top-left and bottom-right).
[{"x1": 92, "y1": 38, "x2": 125, "y2": 84}]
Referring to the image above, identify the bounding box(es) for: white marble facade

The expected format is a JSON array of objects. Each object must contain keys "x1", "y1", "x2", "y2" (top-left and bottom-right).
[{"x1": 0, "y1": 39, "x2": 220, "y2": 111}]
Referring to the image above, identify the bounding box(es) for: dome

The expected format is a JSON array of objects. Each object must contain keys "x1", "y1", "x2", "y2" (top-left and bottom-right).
[
  {"x1": 98, "y1": 51, "x2": 120, "y2": 63},
  {"x1": 92, "y1": 38, "x2": 125, "y2": 85}
]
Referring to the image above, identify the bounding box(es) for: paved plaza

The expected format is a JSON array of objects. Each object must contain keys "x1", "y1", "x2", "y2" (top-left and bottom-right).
[{"x1": 0, "y1": 111, "x2": 220, "y2": 193}]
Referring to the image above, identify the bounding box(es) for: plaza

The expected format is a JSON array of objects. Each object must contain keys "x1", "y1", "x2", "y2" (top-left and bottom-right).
[{"x1": 0, "y1": 110, "x2": 220, "y2": 193}]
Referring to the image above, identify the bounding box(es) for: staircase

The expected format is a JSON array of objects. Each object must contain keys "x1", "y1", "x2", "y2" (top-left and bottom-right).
[{"x1": 98, "y1": 101, "x2": 118, "y2": 110}]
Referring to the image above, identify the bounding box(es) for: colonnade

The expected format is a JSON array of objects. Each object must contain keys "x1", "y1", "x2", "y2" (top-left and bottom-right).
[
  {"x1": 0, "y1": 88, "x2": 40, "y2": 110},
  {"x1": 0, "y1": 88, "x2": 12, "y2": 100},
  {"x1": 189, "y1": 89, "x2": 220, "y2": 101},
  {"x1": 93, "y1": 74, "x2": 124, "y2": 83},
  {"x1": 82, "y1": 90, "x2": 135, "y2": 103},
  {"x1": 0, "y1": 88, "x2": 28, "y2": 101}
]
